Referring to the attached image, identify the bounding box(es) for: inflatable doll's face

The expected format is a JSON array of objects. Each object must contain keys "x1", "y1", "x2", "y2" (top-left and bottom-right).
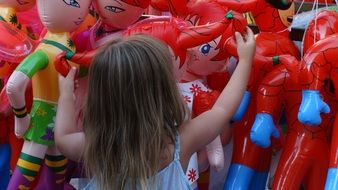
[
  {"x1": 95, "y1": 0, "x2": 145, "y2": 29},
  {"x1": 187, "y1": 37, "x2": 225, "y2": 76},
  {"x1": 37, "y1": 0, "x2": 91, "y2": 33},
  {"x1": 278, "y1": 2, "x2": 294, "y2": 27},
  {"x1": 0, "y1": 0, "x2": 36, "y2": 11}
]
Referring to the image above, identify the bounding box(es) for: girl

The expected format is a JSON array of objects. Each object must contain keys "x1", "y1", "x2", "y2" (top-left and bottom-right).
[{"x1": 55, "y1": 29, "x2": 255, "y2": 189}]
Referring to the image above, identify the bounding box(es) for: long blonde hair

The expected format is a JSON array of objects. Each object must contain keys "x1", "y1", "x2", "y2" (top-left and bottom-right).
[{"x1": 83, "y1": 34, "x2": 187, "y2": 189}]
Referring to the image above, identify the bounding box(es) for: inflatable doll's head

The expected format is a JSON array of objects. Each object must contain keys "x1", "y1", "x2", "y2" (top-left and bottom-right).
[
  {"x1": 174, "y1": 1, "x2": 247, "y2": 76},
  {"x1": 123, "y1": 16, "x2": 230, "y2": 79},
  {"x1": 94, "y1": 0, "x2": 151, "y2": 29},
  {"x1": 37, "y1": 0, "x2": 91, "y2": 33},
  {"x1": 0, "y1": 0, "x2": 36, "y2": 11}
]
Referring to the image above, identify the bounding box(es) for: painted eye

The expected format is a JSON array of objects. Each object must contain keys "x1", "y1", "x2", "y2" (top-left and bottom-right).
[
  {"x1": 63, "y1": 0, "x2": 80, "y2": 8},
  {"x1": 200, "y1": 44, "x2": 212, "y2": 55},
  {"x1": 16, "y1": 0, "x2": 29, "y2": 5},
  {"x1": 105, "y1": 6, "x2": 125, "y2": 13}
]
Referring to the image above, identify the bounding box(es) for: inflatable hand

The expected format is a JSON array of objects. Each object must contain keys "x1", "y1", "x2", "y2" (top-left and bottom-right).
[
  {"x1": 250, "y1": 113, "x2": 279, "y2": 148},
  {"x1": 298, "y1": 90, "x2": 330, "y2": 126},
  {"x1": 231, "y1": 91, "x2": 250, "y2": 122},
  {"x1": 14, "y1": 114, "x2": 30, "y2": 138},
  {"x1": 325, "y1": 168, "x2": 338, "y2": 190},
  {"x1": 54, "y1": 51, "x2": 71, "y2": 77}
]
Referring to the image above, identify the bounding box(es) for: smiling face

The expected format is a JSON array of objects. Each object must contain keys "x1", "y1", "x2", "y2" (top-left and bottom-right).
[
  {"x1": 186, "y1": 36, "x2": 225, "y2": 76},
  {"x1": 95, "y1": 0, "x2": 145, "y2": 29},
  {"x1": 0, "y1": 0, "x2": 36, "y2": 11},
  {"x1": 37, "y1": 0, "x2": 91, "y2": 33}
]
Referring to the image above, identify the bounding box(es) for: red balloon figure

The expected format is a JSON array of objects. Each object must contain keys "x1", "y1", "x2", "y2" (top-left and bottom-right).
[{"x1": 297, "y1": 33, "x2": 338, "y2": 190}]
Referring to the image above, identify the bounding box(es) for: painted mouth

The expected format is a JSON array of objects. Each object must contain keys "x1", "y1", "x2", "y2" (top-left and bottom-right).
[
  {"x1": 287, "y1": 16, "x2": 293, "y2": 24},
  {"x1": 74, "y1": 20, "x2": 83, "y2": 25},
  {"x1": 104, "y1": 6, "x2": 125, "y2": 13}
]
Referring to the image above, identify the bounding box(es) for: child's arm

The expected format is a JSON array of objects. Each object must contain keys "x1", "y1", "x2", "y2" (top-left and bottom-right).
[
  {"x1": 55, "y1": 67, "x2": 85, "y2": 162},
  {"x1": 180, "y1": 27, "x2": 255, "y2": 158}
]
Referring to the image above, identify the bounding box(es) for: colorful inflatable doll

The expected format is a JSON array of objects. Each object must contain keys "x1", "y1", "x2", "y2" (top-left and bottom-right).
[
  {"x1": 5, "y1": 1, "x2": 91, "y2": 189},
  {"x1": 0, "y1": 1, "x2": 40, "y2": 188},
  {"x1": 297, "y1": 33, "x2": 338, "y2": 190}
]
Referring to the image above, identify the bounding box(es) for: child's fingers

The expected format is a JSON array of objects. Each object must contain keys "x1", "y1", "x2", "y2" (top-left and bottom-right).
[
  {"x1": 58, "y1": 74, "x2": 65, "y2": 83},
  {"x1": 74, "y1": 80, "x2": 79, "y2": 89},
  {"x1": 245, "y1": 27, "x2": 255, "y2": 43},
  {"x1": 235, "y1": 32, "x2": 244, "y2": 45},
  {"x1": 66, "y1": 67, "x2": 77, "y2": 80}
]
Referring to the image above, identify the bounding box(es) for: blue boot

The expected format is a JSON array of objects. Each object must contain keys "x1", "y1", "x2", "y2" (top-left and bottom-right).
[{"x1": 249, "y1": 171, "x2": 268, "y2": 190}]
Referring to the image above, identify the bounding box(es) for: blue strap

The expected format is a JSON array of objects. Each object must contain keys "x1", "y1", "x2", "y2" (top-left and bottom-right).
[{"x1": 174, "y1": 134, "x2": 180, "y2": 161}]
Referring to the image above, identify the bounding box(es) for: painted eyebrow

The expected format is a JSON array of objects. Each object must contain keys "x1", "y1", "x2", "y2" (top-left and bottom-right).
[
  {"x1": 113, "y1": 0, "x2": 123, "y2": 6},
  {"x1": 212, "y1": 39, "x2": 217, "y2": 46}
]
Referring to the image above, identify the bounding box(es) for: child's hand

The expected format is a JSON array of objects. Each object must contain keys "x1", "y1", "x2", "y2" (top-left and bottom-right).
[
  {"x1": 58, "y1": 67, "x2": 78, "y2": 97},
  {"x1": 235, "y1": 27, "x2": 255, "y2": 63}
]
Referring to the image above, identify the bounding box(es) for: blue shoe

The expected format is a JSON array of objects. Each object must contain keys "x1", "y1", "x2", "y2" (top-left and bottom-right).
[
  {"x1": 325, "y1": 168, "x2": 338, "y2": 190},
  {"x1": 249, "y1": 171, "x2": 268, "y2": 190}
]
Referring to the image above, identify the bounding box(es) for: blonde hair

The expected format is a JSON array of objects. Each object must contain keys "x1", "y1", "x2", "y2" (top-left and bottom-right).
[{"x1": 83, "y1": 34, "x2": 187, "y2": 189}]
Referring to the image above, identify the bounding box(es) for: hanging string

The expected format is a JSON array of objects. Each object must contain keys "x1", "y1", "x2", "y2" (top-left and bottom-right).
[
  {"x1": 313, "y1": 0, "x2": 319, "y2": 46},
  {"x1": 295, "y1": 0, "x2": 306, "y2": 15}
]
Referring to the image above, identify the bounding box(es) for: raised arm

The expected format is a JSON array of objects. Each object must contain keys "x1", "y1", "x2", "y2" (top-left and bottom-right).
[
  {"x1": 180, "y1": 27, "x2": 255, "y2": 157},
  {"x1": 55, "y1": 67, "x2": 85, "y2": 161}
]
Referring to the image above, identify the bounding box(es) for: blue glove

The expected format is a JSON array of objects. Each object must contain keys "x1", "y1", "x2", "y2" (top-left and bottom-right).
[
  {"x1": 298, "y1": 90, "x2": 330, "y2": 126},
  {"x1": 250, "y1": 113, "x2": 279, "y2": 148},
  {"x1": 231, "y1": 91, "x2": 251, "y2": 122},
  {"x1": 325, "y1": 168, "x2": 338, "y2": 190}
]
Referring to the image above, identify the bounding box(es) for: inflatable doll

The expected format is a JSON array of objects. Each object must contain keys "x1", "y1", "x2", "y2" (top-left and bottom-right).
[
  {"x1": 5, "y1": 1, "x2": 91, "y2": 189},
  {"x1": 212, "y1": 31, "x2": 299, "y2": 189},
  {"x1": 0, "y1": 1, "x2": 40, "y2": 188},
  {"x1": 296, "y1": 33, "x2": 338, "y2": 190},
  {"x1": 250, "y1": 53, "x2": 337, "y2": 189},
  {"x1": 55, "y1": 15, "x2": 235, "y2": 189},
  {"x1": 165, "y1": 1, "x2": 247, "y2": 179}
]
